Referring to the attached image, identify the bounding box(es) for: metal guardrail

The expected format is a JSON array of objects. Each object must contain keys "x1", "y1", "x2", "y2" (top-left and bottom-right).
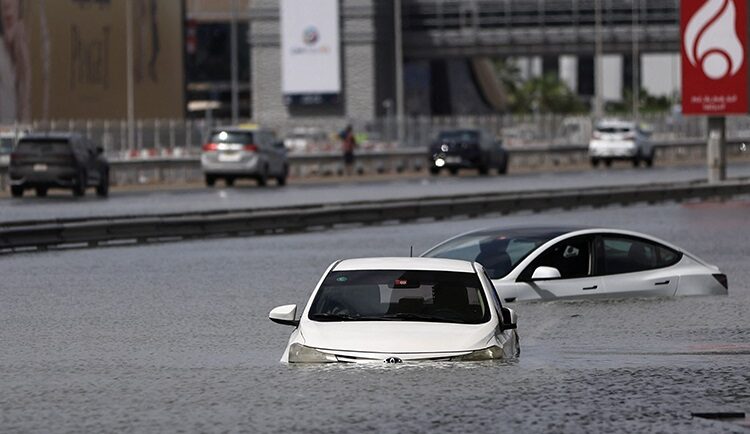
[{"x1": 2, "y1": 178, "x2": 749, "y2": 253}]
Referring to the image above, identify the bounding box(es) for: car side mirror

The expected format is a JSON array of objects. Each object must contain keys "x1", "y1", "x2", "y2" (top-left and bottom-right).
[
  {"x1": 96, "y1": 146, "x2": 104, "y2": 155},
  {"x1": 269, "y1": 304, "x2": 299, "y2": 326},
  {"x1": 531, "y1": 266, "x2": 561, "y2": 280},
  {"x1": 500, "y1": 307, "x2": 517, "y2": 330}
]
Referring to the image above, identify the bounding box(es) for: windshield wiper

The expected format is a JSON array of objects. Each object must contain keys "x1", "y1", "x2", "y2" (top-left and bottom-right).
[
  {"x1": 308, "y1": 313, "x2": 358, "y2": 321},
  {"x1": 309, "y1": 313, "x2": 396, "y2": 322},
  {"x1": 380, "y1": 313, "x2": 464, "y2": 323}
]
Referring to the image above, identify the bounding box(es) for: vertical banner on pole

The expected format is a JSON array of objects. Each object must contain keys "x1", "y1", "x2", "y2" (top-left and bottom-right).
[{"x1": 681, "y1": 0, "x2": 748, "y2": 115}]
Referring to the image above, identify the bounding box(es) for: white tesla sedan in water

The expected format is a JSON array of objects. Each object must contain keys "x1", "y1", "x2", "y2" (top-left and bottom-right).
[
  {"x1": 422, "y1": 226, "x2": 728, "y2": 303},
  {"x1": 268, "y1": 257, "x2": 519, "y2": 363}
]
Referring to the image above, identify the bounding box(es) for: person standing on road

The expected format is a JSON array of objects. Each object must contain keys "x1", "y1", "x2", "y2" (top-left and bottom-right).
[{"x1": 340, "y1": 124, "x2": 357, "y2": 176}]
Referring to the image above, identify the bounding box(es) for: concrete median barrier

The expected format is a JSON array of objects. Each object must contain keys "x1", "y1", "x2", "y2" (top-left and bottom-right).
[{"x1": 2, "y1": 178, "x2": 749, "y2": 253}]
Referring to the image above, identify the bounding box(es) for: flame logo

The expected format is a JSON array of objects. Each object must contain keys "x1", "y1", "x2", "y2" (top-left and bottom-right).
[{"x1": 684, "y1": 0, "x2": 744, "y2": 80}]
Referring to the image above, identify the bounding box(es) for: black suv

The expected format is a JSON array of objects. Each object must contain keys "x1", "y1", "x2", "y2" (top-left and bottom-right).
[
  {"x1": 8, "y1": 133, "x2": 110, "y2": 197},
  {"x1": 429, "y1": 129, "x2": 508, "y2": 176}
]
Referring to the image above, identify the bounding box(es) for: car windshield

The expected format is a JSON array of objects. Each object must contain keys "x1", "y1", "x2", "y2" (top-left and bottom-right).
[
  {"x1": 438, "y1": 131, "x2": 478, "y2": 142},
  {"x1": 424, "y1": 229, "x2": 567, "y2": 279},
  {"x1": 308, "y1": 270, "x2": 490, "y2": 324}
]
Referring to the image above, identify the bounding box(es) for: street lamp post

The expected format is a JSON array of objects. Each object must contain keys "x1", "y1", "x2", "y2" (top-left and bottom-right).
[
  {"x1": 230, "y1": 0, "x2": 239, "y2": 124},
  {"x1": 632, "y1": 0, "x2": 640, "y2": 123},
  {"x1": 126, "y1": 0, "x2": 135, "y2": 152},
  {"x1": 593, "y1": 0, "x2": 604, "y2": 119},
  {"x1": 394, "y1": 0, "x2": 405, "y2": 146}
]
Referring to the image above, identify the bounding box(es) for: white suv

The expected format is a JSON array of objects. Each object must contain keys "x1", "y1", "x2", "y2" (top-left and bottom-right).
[{"x1": 589, "y1": 120, "x2": 653, "y2": 168}]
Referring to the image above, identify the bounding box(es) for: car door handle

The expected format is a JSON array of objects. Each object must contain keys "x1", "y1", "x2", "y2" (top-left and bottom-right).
[
  {"x1": 654, "y1": 280, "x2": 670, "y2": 286},
  {"x1": 582, "y1": 285, "x2": 598, "y2": 290}
]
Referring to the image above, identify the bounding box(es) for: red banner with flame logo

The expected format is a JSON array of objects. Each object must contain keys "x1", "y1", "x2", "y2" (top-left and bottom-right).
[{"x1": 681, "y1": 0, "x2": 748, "y2": 115}]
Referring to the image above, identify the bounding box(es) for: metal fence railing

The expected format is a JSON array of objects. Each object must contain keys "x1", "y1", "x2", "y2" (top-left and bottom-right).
[{"x1": 4, "y1": 113, "x2": 750, "y2": 158}]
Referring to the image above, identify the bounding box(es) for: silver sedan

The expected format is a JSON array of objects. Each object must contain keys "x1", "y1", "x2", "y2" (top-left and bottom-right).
[{"x1": 422, "y1": 226, "x2": 728, "y2": 302}]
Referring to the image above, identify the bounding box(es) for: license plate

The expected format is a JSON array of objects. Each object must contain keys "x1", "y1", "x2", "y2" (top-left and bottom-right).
[
  {"x1": 218, "y1": 152, "x2": 241, "y2": 162},
  {"x1": 445, "y1": 156, "x2": 461, "y2": 164},
  {"x1": 33, "y1": 163, "x2": 48, "y2": 172}
]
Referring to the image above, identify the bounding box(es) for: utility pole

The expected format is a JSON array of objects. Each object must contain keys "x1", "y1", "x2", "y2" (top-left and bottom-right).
[
  {"x1": 126, "y1": 0, "x2": 135, "y2": 151},
  {"x1": 707, "y1": 116, "x2": 727, "y2": 182},
  {"x1": 632, "y1": 0, "x2": 640, "y2": 123},
  {"x1": 593, "y1": 0, "x2": 604, "y2": 119},
  {"x1": 394, "y1": 0, "x2": 405, "y2": 145},
  {"x1": 230, "y1": 0, "x2": 240, "y2": 124}
]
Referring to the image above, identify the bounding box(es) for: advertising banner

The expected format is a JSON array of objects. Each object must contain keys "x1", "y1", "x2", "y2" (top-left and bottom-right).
[
  {"x1": 681, "y1": 0, "x2": 748, "y2": 115},
  {"x1": 280, "y1": 0, "x2": 340, "y2": 105},
  {"x1": 0, "y1": 0, "x2": 184, "y2": 122}
]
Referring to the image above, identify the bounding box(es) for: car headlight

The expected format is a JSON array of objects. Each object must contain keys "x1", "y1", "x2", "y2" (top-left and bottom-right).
[
  {"x1": 288, "y1": 343, "x2": 338, "y2": 363},
  {"x1": 434, "y1": 158, "x2": 445, "y2": 167},
  {"x1": 449, "y1": 346, "x2": 505, "y2": 361}
]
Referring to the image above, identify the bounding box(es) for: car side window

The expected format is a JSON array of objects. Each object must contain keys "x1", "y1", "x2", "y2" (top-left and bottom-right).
[
  {"x1": 598, "y1": 236, "x2": 681, "y2": 274},
  {"x1": 522, "y1": 236, "x2": 592, "y2": 279}
]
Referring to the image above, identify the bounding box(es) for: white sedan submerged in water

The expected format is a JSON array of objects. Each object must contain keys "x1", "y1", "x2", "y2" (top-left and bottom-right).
[
  {"x1": 269, "y1": 257, "x2": 519, "y2": 363},
  {"x1": 422, "y1": 226, "x2": 728, "y2": 302}
]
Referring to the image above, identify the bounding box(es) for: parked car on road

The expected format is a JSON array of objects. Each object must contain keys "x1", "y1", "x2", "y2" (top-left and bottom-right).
[
  {"x1": 269, "y1": 257, "x2": 519, "y2": 363},
  {"x1": 423, "y1": 226, "x2": 728, "y2": 303},
  {"x1": 283, "y1": 127, "x2": 329, "y2": 153},
  {"x1": 201, "y1": 124, "x2": 288, "y2": 187},
  {"x1": 8, "y1": 132, "x2": 109, "y2": 198},
  {"x1": 589, "y1": 119, "x2": 654, "y2": 167},
  {"x1": 429, "y1": 129, "x2": 507, "y2": 176}
]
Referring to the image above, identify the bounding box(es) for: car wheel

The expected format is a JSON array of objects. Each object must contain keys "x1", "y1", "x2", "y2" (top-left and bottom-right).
[
  {"x1": 73, "y1": 171, "x2": 86, "y2": 197},
  {"x1": 448, "y1": 167, "x2": 459, "y2": 176},
  {"x1": 590, "y1": 158, "x2": 600, "y2": 167},
  {"x1": 632, "y1": 156, "x2": 640, "y2": 167},
  {"x1": 205, "y1": 175, "x2": 216, "y2": 187},
  {"x1": 11, "y1": 185, "x2": 23, "y2": 198},
  {"x1": 276, "y1": 165, "x2": 288, "y2": 186},
  {"x1": 35, "y1": 187, "x2": 48, "y2": 197},
  {"x1": 497, "y1": 159, "x2": 508, "y2": 175},
  {"x1": 96, "y1": 170, "x2": 109, "y2": 197},
  {"x1": 645, "y1": 152, "x2": 654, "y2": 168},
  {"x1": 604, "y1": 159, "x2": 612, "y2": 167},
  {"x1": 256, "y1": 166, "x2": 268, "y2": 187},
  {"x1": 429, "y1": 166, "x2": 440, "y2": 176},
  {"x1": 225, "y1": 177, "x2": 235, "y2": 187}
]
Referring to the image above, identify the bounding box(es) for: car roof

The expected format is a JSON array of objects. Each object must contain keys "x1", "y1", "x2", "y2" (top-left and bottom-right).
[
  {"x1": 212, "y1": 123, "x2": 262, "y2": 133},
  {"x1": 333, "y1": 257, "x2": 476, "y2": 273},
  {"x1": 438, "y1": 128, "x2": 480, "y2": 134},
  {"x1": 596, "y1": 119, "x2": 635, "y2": 128},
  {"x1": 452, "y1": 225, "x2": 585, "y2": 240},
  {"x1": 19, "y1": 132, "x2": 81, "y2": 141}
]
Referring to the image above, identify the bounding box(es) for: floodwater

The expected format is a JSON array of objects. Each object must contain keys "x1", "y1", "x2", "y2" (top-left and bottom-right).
[{"x1": 1, "y1": 199, "x2": 749, "y2": 433}]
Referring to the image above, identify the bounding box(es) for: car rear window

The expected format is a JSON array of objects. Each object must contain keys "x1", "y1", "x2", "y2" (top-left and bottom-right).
[
  {"x1": 16, "y1": 140, "x2": 72, "y2": 154},
  {"x1": 210, "y1": 131, "x2": 255, "y2": 144},
  {"x1": 596, "y1": 126, "x2": 633, "y2": 133}
]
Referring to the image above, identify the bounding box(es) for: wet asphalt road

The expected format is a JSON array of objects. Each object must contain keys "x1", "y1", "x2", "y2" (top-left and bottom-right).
[
  {"x1": 1, "y1": 197, "x2": 749, "y2": 433},
  {"x1": 2, "y1": 163, "x2": 750, "y2": 223}
]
